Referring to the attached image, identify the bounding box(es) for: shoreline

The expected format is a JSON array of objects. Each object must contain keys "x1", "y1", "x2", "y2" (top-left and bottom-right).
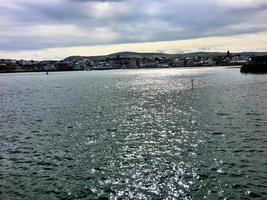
[{"x1": 0, "y1": 65, "x2": 240, "y2": 74}]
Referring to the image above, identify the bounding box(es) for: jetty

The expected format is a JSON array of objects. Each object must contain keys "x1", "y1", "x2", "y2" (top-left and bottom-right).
[{"x1": 241, "y1": 56, "x2": 267, "y2": 73}]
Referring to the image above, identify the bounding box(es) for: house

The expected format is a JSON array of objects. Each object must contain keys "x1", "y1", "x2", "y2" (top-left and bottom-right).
[
  {"x1": 173, "y1": 58, "x2": 185, "y2": 67},
  {"x1": 38, "y1": 61, "x2": 57, "y2": 71}
]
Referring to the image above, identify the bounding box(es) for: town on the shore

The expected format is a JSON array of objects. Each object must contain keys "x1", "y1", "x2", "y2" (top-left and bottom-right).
[{"x1": 0, "y1": 51, "x2": 266, "y2": 73}]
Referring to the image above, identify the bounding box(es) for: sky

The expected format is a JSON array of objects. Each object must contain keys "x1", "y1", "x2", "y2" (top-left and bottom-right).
[{"x1": 0, "y1": 0, "x2": 267, "y2": 60}]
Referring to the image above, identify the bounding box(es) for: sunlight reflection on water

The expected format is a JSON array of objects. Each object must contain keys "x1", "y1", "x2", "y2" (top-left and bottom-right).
[{"x1": 0, "y1": 67, "x2": 267, "y2": 199}]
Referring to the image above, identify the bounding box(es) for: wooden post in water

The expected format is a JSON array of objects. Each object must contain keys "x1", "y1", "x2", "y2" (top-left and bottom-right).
[{"x1": 191, "y1": 79, "x2": 194, "y2": 90}]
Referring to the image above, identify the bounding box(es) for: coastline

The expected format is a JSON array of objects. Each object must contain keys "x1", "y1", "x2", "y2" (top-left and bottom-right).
[{"x1": 0, "y1": 65, "x2": 239, "y2": 74}]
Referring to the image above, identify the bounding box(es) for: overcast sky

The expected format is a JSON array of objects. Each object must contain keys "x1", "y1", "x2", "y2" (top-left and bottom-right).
[{"x1": 1, "y1": 0, "x2": 267, "y2": 59}]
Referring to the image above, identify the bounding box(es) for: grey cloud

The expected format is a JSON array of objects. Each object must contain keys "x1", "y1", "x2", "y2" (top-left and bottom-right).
[
  {"x1": 0, "y1": 0, "x2": 267, "y2": 51},
  {"x1": 69, "y1": 0, "x2": 123, "y2": 2}
]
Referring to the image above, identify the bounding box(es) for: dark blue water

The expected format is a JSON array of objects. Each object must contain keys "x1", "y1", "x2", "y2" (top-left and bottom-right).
[{"x1": 0, "y1": 67, "x2": 267, "y2": 199}]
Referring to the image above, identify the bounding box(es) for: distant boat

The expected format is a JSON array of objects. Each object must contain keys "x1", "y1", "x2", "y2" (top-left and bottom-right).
[{"x1": 241, "y1": 56, "x2": 267, "y2": 73}]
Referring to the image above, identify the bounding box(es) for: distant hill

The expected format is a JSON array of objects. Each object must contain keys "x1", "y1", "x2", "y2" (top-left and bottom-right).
[
  {"x1": 107, "y1": 51, "x2": 174, "y2": 58},
  {"x1": 63, "y1": 51, "x2": 172, "y2": 61},
  {"x1": 63, "y1": 51, "x2": 267, "y2": 61},
  {"x1": 176, "y1": 52, "x2": 267, "y2": 57},
  {"x1": 238, "y1": 52, "x2": 267, "y2": 56}
]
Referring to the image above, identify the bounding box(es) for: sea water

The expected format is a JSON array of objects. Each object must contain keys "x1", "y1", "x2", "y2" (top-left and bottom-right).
[{"x1": 0, "y1": 67, "x2": 266, "y2": 199}]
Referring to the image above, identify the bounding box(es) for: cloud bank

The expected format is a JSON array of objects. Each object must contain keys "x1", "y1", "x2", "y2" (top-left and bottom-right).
[{"x1": 0, "y1": 0, "x2": 267, "y2": 52}]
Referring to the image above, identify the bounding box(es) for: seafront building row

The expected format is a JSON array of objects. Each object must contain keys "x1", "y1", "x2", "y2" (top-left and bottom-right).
[{"x1": 0, "y1": 52, "x2": 249, "y2": 73}]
